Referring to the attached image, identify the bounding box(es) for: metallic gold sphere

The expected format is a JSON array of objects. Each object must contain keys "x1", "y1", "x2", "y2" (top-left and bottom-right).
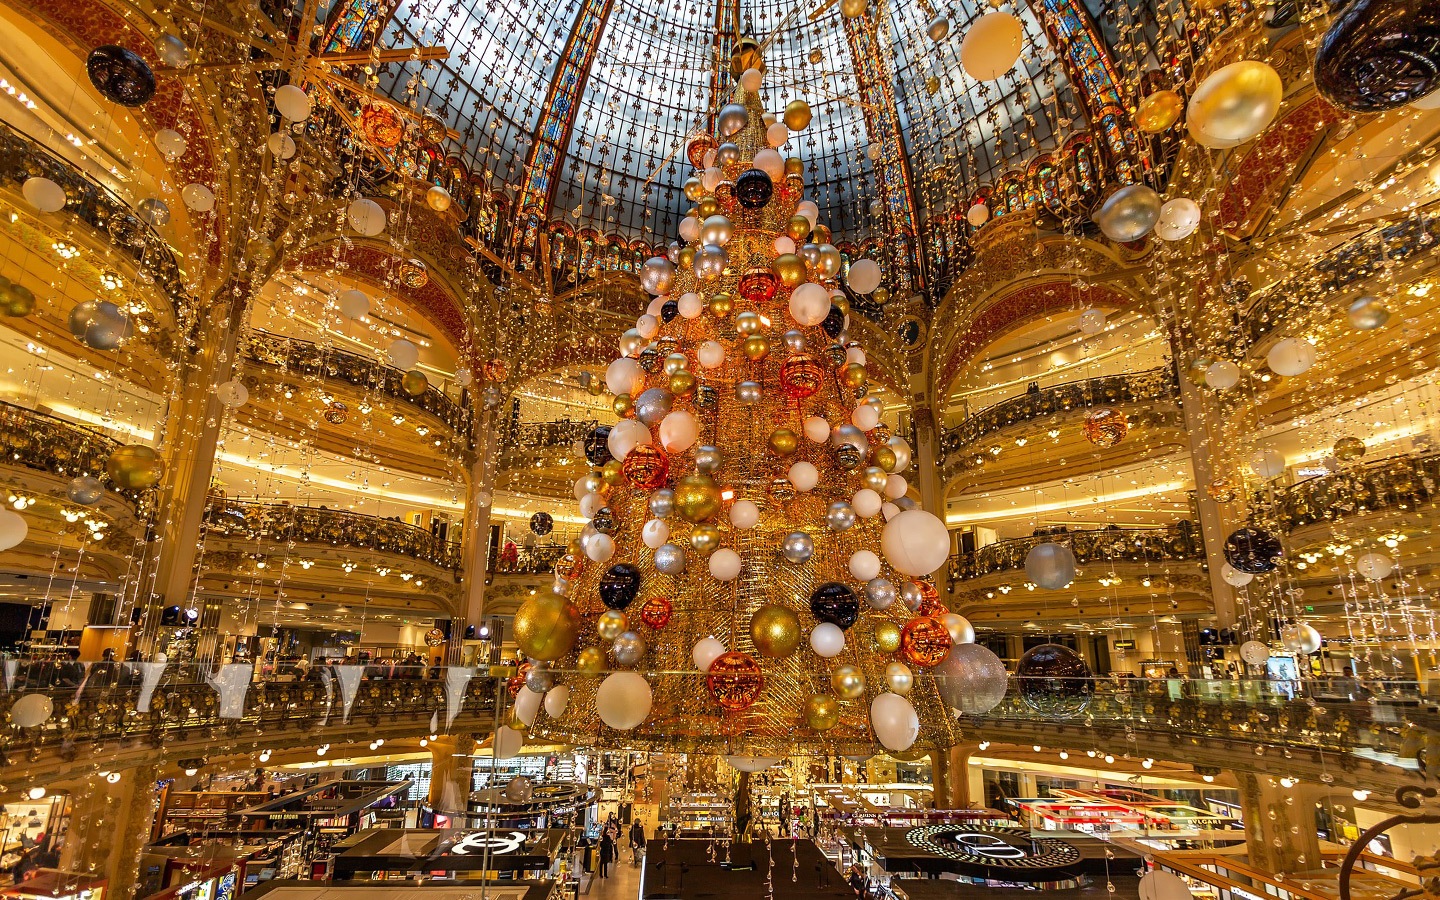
[
  {"x1": 568, "y1": 537, "x2": 585, "y2": 556},
  {"x1": 871, "y1": 621, "x2": 902, "y2": 654},
  {"x1": 840, "y1": 363, "x2": 868, "y2": 390},
  {"x1": 786, "y1": 215, "x2": 812, "y2": 242},
  {"x1": 769, "y1": 427, "x2": 799, "y2": 456},
  {"x1": 784, "y1": 99, "x2": 812, "y2": 131},
  {"x1": 863, "y1": 467, "x2": 889, "y2": 492},
  {"x1": 613, "y1": 393, "x2": 635, "y2": 418},
  {"x1": 401, "y1": 370, "x2": 428, "y2": 397},
  {"x1": 743, "y1": 334, "x2": 771, "y2": 360},
  {"x1": 750, "y1": 603, "x2": 802, "y2": 658},
  {"x1": 872, "y1": 445, "x2": 898, "y2": 472},
  {"x1": 774, "y1": 253, "x2": 808, "y2": 288},
  {"x1": 577, "y1": 646, "x2": 606, "y2": 672},
  {"x1": 872, "y1": 287, "x2": 889, "y2": 305},
  {"x1": 804, "y1": 693, "x2": 840, "y2": 731},
  {"x1": 697, "y1": 197, "x2": 720, "y2": 218},
  {"x1": 106, "y1": 445, "x2": 165, "y2": 491},
  {"x1": 811, "y1": 224, "x2": 832, "y2": 244},
  {"x1": 709, "y1": 292, "x2": 734, "y2": 318},
  {"x1": 785, "y1": 156, "x2": 804, "y2": 177},
  {"x1": 678, "y1": 247, "x2": 696, "y2": 270},
  {"x1": 684, "y1": 176, "x2": 705, "y2": 201},
  {"x1": 840, "y1": 0, "x2": 866, "y2": 17},
  {"x1": 602, "y1": 460, "x2": 624, "y2": 485},
  {"x1": 831, "y1": 295, "x2": 850, "y2": 316},
  {"x1": 690, "y1": 523, "x2": 722, "y2": 556},
  {"x1": 831, "y1": 664, "x2": 865, "y2": 700},
  {"x1": 808, "y1": 48, "x2": 824, "y2": 65},
  {"x1": 669, "y1": 371, "x2": 696, "y2": 397},
  {"x1": 736, "y1": 310, "x2": 764, "y2": 336},
  {"x1": 1135, "y1": 89, "x2": 1184, "y2": 134},
  {"x1": 663, "y1": 353, "x2": 689, "y2": 376},
  {"x1": 884, "y1": 661, "x2": 914, "y2": 695},
  {"x1": 597, "y1": 609, "x2": 628, "y2": 641},
  {"x1": 674, "y1": 473, "x2": 723, "y2": 522},
  {"x1": 513, "y1": 595, "x2": 581, "y2": 662},
  {"x1": 1187, "y1": 61, "x2": 1283, "y2": 148}
]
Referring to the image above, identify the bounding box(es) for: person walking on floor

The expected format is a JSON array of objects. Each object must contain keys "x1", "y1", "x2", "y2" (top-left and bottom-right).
[
  {"x1": 629, "y1": 818, "x2": 646, "y2": 865},
  {"x1": 598, "y1": 829, "x2": 616, "y2": 878}
]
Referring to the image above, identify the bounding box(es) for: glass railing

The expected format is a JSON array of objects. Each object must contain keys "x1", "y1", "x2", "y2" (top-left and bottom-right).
[
  {"x1": 0, "y1": 399, "x2": 136, "y2": 505},
  {"x1": 948, "y1": 524, "x2": 1203, "y2": 586},
  {"x1": 202, "y1": 498, "x2": 463, "y2": 570},
  {"x1": 1271, "y1": 452, "x2": 1440, "y2": 532},
  {"x1": 942, "y1": 366, "x2": 1179, "y2": 455}
]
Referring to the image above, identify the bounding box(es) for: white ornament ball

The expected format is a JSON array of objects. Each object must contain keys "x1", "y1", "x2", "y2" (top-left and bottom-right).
[
  {"x1": 1221, "y1": 563, "x2": 1254, "y2": 587},
  {"x1": 1155, "y1": 198, "x2": 1202, "y2": 240},
  {"x1": 1356, "y1": 552, "x2": 1394, "y2": 581},
  {"x1": 678, "y1": 292, "x2": 704, "y2": 319},
  {"x1": 642, "y1": 519, "x2": 670, "y2": 549},
  {"x1": 881, "y1": 509, "x2": 950, "y2": 576},
  {"x1": 729, "y1": 500, "x2": 760, "y2": 529},
  {"x1": 697, "y1": 341, "x2": 725, "y2": 369},
  {"x1": 852, "y1": 404, "x2": 881, "y2": 431},
  {"x1": 753, "y1": 149, "x2": 784, "y2": 180},
  {"x1": 810, "y1": 623, "x2": 846, "y2": 658},
  {"x1": 274, "y1": 84, "x2": 313, "y2": 121},
  {"x1": 789, "y1": 283, "x2": 830, "y2": 326},
  {"x1": 0, "y1": 509, "x2": 27, "y2": 551},
  {"x1": 585, "y1": 533, "x2": 615, "y2": 562},
  {"x1": 347, "y1": 198, "x2": 386, "y2": 236},
  {"x1": 514, "y1": 686, "x2": 542, "y2": 726},
  {"x1": 1239, "y1": 640, "x2": 1270, "y2": 666},
  {"x1": 216, "y1": 380, "x2": 249, "y2": 409},
  {"x1": 870, "y1": 692, "x2": 920, "y2": 752},
  {"x1": 849, "y1": 549, "x2": 881, "y2": 581},
  {"x1": 803, "y1": 416, "x2": 831, "y2": 443},
  {"x1": 338, "y1": 289, "x2": 369, "y2": 319},
  {"x1": 766, "y1": 122, "x2": 789, "y2": 148},
  {"x1": 741, "y1": 67, "x2": 764, "y2": 92},
  {"x1": 709, "y1": 548, "x2": 742, "y2": 581},
  {"x1": 693, "y1": 637, "x2": 727, "y2": 672},
  {"x1": 1266, "y1": 337, "x2": 1316, "y2": 377},
  {"x1": 386, "y1": 339, "x2": 419, "y2": 370},
  {"x1": 154, "y1": 128, "x2": 187, "y2": 159},
  {"x1": 606, "y1": 357, "x2": 644, "y2": 396},
  {"x1": 659, "y1": 410, "x2": 699, "y2": 452},
  {"x1": 1206, "y1": 360, "x2": 1241, "y2": 390},
  {"x1": 884, "y1": 474, "x2": 908, "y2": 500},
  {"x1": 851, "y1": 488, "x2": 882, "y2": 519},
  {"x1": 607, "y1": 418, "x2": 653, "y2": 462},
  {"x1": 1078, "y1": 308, "x2": 1107, "y2": 334},
  {"x1": 21, "y1": 177, "x2": 66, "y2": 213},
  {"x1": 788, "y1": 461, "x2": 820, "y2": 492},
  {"x1": 543, "y1": 684, "x2": 571, "y2": 718},
  {"x1": 848, "y1": 258, "x2": 882, "y2": 294},
  {"x1": 1249, "y1": 447, "x2": 1286, "y2": 479},
  {"x1": 967, "y1": 203, "x2": 990, "y2": 227},
  {"x1": 180, "y1": 183, "x2": 215, "y2": 212},
  {"x1": 596, "y1": 672, "x2": 652, "y2": 730}
]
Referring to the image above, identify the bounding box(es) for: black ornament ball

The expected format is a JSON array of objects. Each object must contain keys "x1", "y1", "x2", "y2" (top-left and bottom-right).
[
  {"x1": 1224, "y1": 527, "x2": 1283, "y2": 574},
  {"x1": 529, "y1": 512, "x2": 553, "y2": 536},
  {"x1": 592, "y1": 506, "x2": 619, "y2": 536},
  {"x1": 599, "y1": 563, "x2": 642, "y2": 610},
  {"x1": 735, "y1": 169, "x2": 774, "y2": 209},
  {"x1": 1016, "y1": 643, "x2": 1092, "y2": 717},
  {"x1": 87, "y1": 46, "x2": 157, "y2": 107},
  {"x1": 661, "y1": 299, "x2": 680, "y2": 323},
  {"x1": 1314, "y1": 0, "x2": 1440, "y2": 112},
  {"x1": 809, "y1": 582, "x2": 860, "y2": 630},
  {"x1": 821, "y1": 306, "x2": 845, "y2": 339},
  {"x1": 585, "y1": 425, "x2": 613, "y2": 466}
]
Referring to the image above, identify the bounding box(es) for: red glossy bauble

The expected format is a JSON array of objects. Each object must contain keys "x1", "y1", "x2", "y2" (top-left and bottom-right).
[
  {"x1": 706, "y1": 651, "x2": 765, "y2": 711},
  {"x1": 639, "y1": 596, "x2": 673, "y2": 629},
  {"x1": 779, "y1": 354, "x2": 824, "y2": 400},
  {"x1": 899, "y1": 617, "x2": 953, "y2": 668},
  {"x1": 737, "y1": 268, "x2": 779, "y2": 304},
  {"x1": 623, "y1": 443, "x2": 670, "y2": 490}
]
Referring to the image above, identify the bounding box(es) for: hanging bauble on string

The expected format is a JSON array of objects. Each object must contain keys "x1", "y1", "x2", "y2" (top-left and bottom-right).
[
  {"x1": 1314, "y1": 0, "x2": 1440, "y2": 112},
  {"x1": 1016, "y1": 643, "x2": 1092, "y2": 717},
  {"x1": 1135, "y1": 89, "x2": 1184, "y2": 133},
  {"x1": 1224, "y1": 527, "x2": 1283, "y2": 574},
  {"x1": 530, "y1": 512, "x2": 554, "y2": 536},
  {"x1": 1187, "y1": 61, "x2": 1284, "y2": 148},
  {"x1": 87, "y1": 46, "x2": 156, "y2": 106},
  {"x1": 1024, "y1": 542, "x2": 1076, "y2": 589},
  {"x1": 1093, "y1": 184, "x2": 1162, "y2": 242},
  {"x1": 960, "y1": 12, "x2": 1022, "y2": 81}
]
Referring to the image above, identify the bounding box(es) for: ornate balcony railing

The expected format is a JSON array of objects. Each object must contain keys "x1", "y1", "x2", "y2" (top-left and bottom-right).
[
  {"x1": 203, "y1": 498, "x2": 463, "y2": 571},
  {"x1": 241, "y1": 331, "x2": 471, "y2": 435},
  {"x1": 500, "y1": 419, "x2": 598, "y2": 461},
  {"x1": 948, "y1": 524, "x2": 1203, "y2": 588},
  {"x1": 1271, "y1": 452, "x2": 1440, "y2": 533},
  {"x1": 0, "y1": 121, "x2": 191, "y2": 311},
  {"x1": 493, "y1": 544, "x2": 568, "y2": 576},
  {"x1": 0, "y1": 400, "x2": 136, "y2": 504},
  {"x1": 942, "y1": 366, "x2": 1179, "y2": 456}
]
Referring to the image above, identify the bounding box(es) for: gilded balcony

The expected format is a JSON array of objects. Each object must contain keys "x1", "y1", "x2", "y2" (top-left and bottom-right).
[{"x1": 948, "y1": 524, "x2": 1205, "y2": 588}]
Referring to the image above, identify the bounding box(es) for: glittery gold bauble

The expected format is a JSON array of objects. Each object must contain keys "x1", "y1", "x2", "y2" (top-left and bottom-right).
[
  {"x1": 784, "y1": 100, "x2": 812, "y2": 130},
  {"x1": 804, "y1": 693, "x2": 840, "y2": 730},
  {"x1": 808, "y1": 48, "x2": 824, "y2": 64},
  {"x1": 690, "y1": 523, "x2": 722, "y2": 556},
  {"x1": 811, "y1": 224, "x2": 832, "y2": 244},
  {"x1": 514, "y1": 595, "x2": 580, "y2": 662},
  {"x1": 750, "y1": 603, "x2": 802, "y2": 658},
  {"x1": 736, "y1": 311, "x2": 764, "y2": 335},
  {"x1": 769, "y1": 427, "x2": 799, "y2": 456},
  {"x1": 785, "y1": 157, "x2": 804, "y2": 177},
  {"x1": 597, "y1": 609, "x2": 627, "y2": 640},
  {"x1": 707, "y1": 651, "x2": 765, "y2": 711},
  {"x1": 743, "y1": 334, "x2": 771, "y2": 360},
  {"x1": 786, "y1": 215, "x2": 812, "y2": 242},
  {"x1": 774, "y1": 253, "x2": 808, "y2": 288},
  {"x1": 697, "y1": 197, "x2": 720, "y2": 218},
  {"x1": 831, "y1": 664, "x2": 865, "y2": 699},
  {"x1": 1207, "y1": 478, "x2": 1237, "y2": 503},
  {"x1": 670, "y1": 371, "x2": 696, "y2": 397},
  {"x1": 402, "y1": 369, "x2": 429, "y2": 398},
  {"x1": 871, "y1": 621, "x2": 902, "y2": 654},
  {"x1": 577, "y1": 646, "x2": 605, "y2": 672},
  {"x1": 1333, "y1": 436, "x2": 1366, "y2": 462},
  {"x1": 684, "y1": 176, "x2": 705, "y2": 201},
  {"x1": 674, "y1": 473, "x2": 723, "y2": 522},
  {"x1": 602, "y1": 460, "x2": 624, "y2": 485},
  {"x1": 614, "y1": 393, "x2": 635, "y2": 418},
  {"x1": 863, "y1": 467, "x2": 888, "y2": 492},
  {"x1": 678, "y1": 247, "x2": 696, "y2": 270},
  {"x1": 1082, "y1": 408, "x2": 1128, "y2": 448},
  {"x1": 840, "y1": 0, "x2": 866, "y2": 17},
  {"x1": 873, "y1": 445, "x2": 898, "y2": 472},
  {"x1": 872, "y1": 287, "x2": 889, "y2": 305},
  {"x1": 709, "y1": 292, "x2": 734, "y2": 317},
  {"x1": 899, "y1": 616, "x2": 952, "y2": 668},
  {"x1": 567, "y1": 538, "x2": 585, "y2": 557},
  {"x1": 833, "y1": 296, "x2": 850, "y2": 317},
  {"x1": 106, "y1": 444, "x2": 165, "y2": 490},
  {"x1": 1135, "y1": 89, "x2": 1184, "y2": 133},
  {"x1": 840, "y1": 363, "x2": 868, "y2": 390}
]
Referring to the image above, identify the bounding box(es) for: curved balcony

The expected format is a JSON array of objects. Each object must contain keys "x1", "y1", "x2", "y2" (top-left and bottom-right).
[
  {"x1": 0, "y1": 121, "x2": 190, "y2": 311},
  {"x1": 493, "y1": 544, "x2": 568, "y2": 576},
  {"x1": 942, "y1": 366, "x2": 1180, "y2": 457},
  {"x1": 202, "y1": 498, "x2": 463, "y2": 571},
  {"x1": 0, "y1": 400, "x2": 136, "y2": 505},
  {"x1": 240, "y1": 330, "x2": 471, "y2": 436},
  {"x1": 500, "y1": 419, "x2": 598, "y2": 462},
  {"x1": 948, "y1": 524, "x2": 1204, "y2": 590},
  {"x1": 1273, "y1": 452, "x2": 1440, "y2": 534}
]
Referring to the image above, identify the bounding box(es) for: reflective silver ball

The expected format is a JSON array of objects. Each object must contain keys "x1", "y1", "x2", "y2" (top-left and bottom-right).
[
  {"x1": 866, "y1": 577, "x2": 896, "y2": 610},
  {"x1": 1348, "y1": 296, "x2": 1390, "y2": 330},
  {"x1": 68, "y1": 300, "x2": 132, "y2": 351},
  {"x1": 155, "y1": 33, "x2": 192, "y2": 68},
  {"x1": 525, "y1": 666, "x2": 555, "y2": 693},
  {"x1": 695, "y1": 446, "x2": 723, "y2": 474},
  {"x1": 138, "y1": 198, "x2": 171, "y2": 227},
  {"x1": 900, "y1": 581, "x2": 924, "y2": 612},
  {"x1": 783, "y1": 329, "x2": 806, "y2": 352},
  {"x1": 640, "y1": 257, "x2": 675, "y2": 295},
  {"x1": 650, "y1": 489, "x2": 676, "y2": 519},
  {"x1": 893, "y1": 496, "x2": 918, "y2": 511},
  {"x1": 716, "y1": 143, "x2": 742, "y2": 167},
  {"x1": 693, "y1": 243, "x2": 728, "y2": 280},
  {"x1": 718, "y1": 105, "x2": 749, "y2": 137},
  {"x1": 826, "y1": 501, "x2": 857, "y2": 532},
  {"x1": 801, "y1": 243, "x2": 821, "y2": 268},
  {"x1": 830, "y1": 423, "x2": 870, "y2": 455},
  {"x1": 654, "y1": 542, "x2": 687, "y2": 575},
  {"x1": 634, "y1": 388, "x2": 674, "y2": 425},
  {"x1": 613, "y1": 631, "x2": 647, "y2": 667},
  {"x1": 735, "y1": 381, "x2": 762, "y2": 405},
  {"x1": 782, "y1": 531, "x2": 814, "y2": 564},
  {"x1": 66, "y1": 475, "x2": 104, "y2": 505},
  {"x1": 550, "y1": 574, "x2": 571, "y2": 596},
  {"x1": 1093, "y1": 184, "x2": 1163, "y2": 243}
]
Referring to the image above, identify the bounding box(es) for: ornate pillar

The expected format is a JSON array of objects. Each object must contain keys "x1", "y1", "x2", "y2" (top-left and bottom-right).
[
  {"x1": 428, "y1": 735, "x2": 477, "y2": 811},
  {"x1": 1236, "y1": 773, "x2": 1321, "y2": 874},
  {"x1": 931, "y1": 743, "x2": 978, "y2": 809},
  {"x1": 460, "y1": 407, "x2": 501, "y2": 645},
  {"x1": 57, "y1": 765, "x2": 160, "y2": 900}
]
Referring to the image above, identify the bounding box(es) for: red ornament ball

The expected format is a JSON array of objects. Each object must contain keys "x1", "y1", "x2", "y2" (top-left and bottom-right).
[
  {"x1": 622, "y1": 443, "x2": 670, "y2": 490},
  {"x1": 706, "y1": 651, "x2": 765, "y2": 711},
  {"x1": 639, "y1": 596, "x2": 673, "y2": 630},
  {"x1": 899, "y1": 616, "x2": 953, "y2": 668}
]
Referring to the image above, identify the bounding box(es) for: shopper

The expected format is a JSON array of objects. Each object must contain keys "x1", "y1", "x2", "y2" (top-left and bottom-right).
[
  {"x1": 629, "y1": 818, "x2": 645, "y2": 864},
  {"x1": 598, "y1": 829, "x2": 616, "y2": 878}
]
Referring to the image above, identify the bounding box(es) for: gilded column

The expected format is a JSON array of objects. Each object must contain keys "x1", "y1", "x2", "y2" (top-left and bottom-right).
[
  {"x1": 429, "y1": 735, "x2": 477, "y2": 811},
  {"x1": 1236, "y1": 773, "x2": 1321, "y2": 874},
  {"x1": 57, "y1": 765, "x2": 160, "y2": 900}
]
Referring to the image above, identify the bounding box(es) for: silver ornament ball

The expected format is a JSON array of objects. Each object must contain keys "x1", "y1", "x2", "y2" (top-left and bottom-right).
[{"x1": 782, "y1": 531, "x2": 814, "y2": 564}]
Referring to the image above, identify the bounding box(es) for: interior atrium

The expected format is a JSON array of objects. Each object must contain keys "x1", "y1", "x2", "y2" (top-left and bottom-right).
[{"x1": 0, "y1": 0, "x2": 1436, "y2": 898}]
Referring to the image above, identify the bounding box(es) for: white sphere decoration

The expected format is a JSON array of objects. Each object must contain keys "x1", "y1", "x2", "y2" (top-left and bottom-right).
[
  {"x1": 596, "y1": 672, "x2": 652, "y2": 730},
  {"x1": 514, "y1": 686, "x2": 542, "y2": 726},
  {"x1": 1267, "y1": 337, "x2": 1316, "y2": 377},
  {"x1": 789, "y1": 283, "x2": 830, "y2": 326},
  {"x1": 579, "y1": 492, "x2": 606, "y2": 518},
  {"x1": 1281, "y1": 623, "x2": 1322, "y2": 655},
  {"x1": 1221, "y1": 562, "x2": 1254, "y2": 587},
  {"x1": 216, "y1": 380, "x2": 249, "y2": 409},
  {"x1": 386, "y1": 339, "x2": 419, "y2": 370},
  {"x1": 1249, "y1": 447, "x2": 1286, "y2": 479},
  {"x1": 659, "y1": 410, "x2": 699, "y2": 452},
  {"x1": 753, "y1": 149, "x2": 784, "y2": 180},
  {"x1": 154, "y1": 128, "x2": 187, "y2": 159},
  {"x1": 1239, "y1": 640, "x2": 1270, "y2": 666},
  {"x1": 337, "y1": 288, "x2": 369, "y2": 319},
  {"x1": 884, "y1": 474, "x2": 907, "y2": 500},
  {"x1": 967, "y1": 202, "x2": 990, "y2": 226},
  {"x1": 181, "y1": 183, "x2": 215, "y2": 212},
  {"x1": 774, "y1": 235, "x2": 797, "y2": 255},
  {"x1": 493, "y1": 725, "x2": 524, "y2": 759},
  {"x1": 846, "y1": 346, "x2": 867, "y2": 367},
  {"x1": 729, "y1": 500, "x2": 760, "y2": 529},
  {"x1": 678, "y1": 292, "x2": 704, "y2": 319},
  {"x1": 544, "y1": 685, "x2": 571, "y2": 718},
  {"x1": 0, "y1": 509, "x2": 27, "y2": 551},
  {"x1": 810, "y1": 623, "x2": 846, "y2": 658},
  {"x1": 848, "y1": 259, "x2": 882, "y2": 294},
  {"x1": 740, "y1": 67, "x2": 764, "y2": 92},
  {"x1": 960, "y1": 12, "x2": 1023, "y2": 81},
  {"x1": 266, "y1": 132, "x2": 296, "y2": 159},
  {"x1": 605, "y1": 357, "x2": 644, "y2": 395},
  {"x1": 347, "y1": 198, "x2": 386, "y2": 236},
  {"x1": 852, "y1": 404, "x2": 881, "y2": 431},
  {"x1": 607, "y1": 418, "x2": 653, "y2": 462},
  {"x1": 1138, "y1": 870, "x2": 1195, "y2": 900},
  {"x1": 849, "y1": 549, "x2": 881, "y2": 581},
  {"x1": 702, "y1": 166, "x2": 723, "y2": 192},
  {"x1": 693, "y1": 637, "x2": 727, "y2": 672},
  {"x1": 726, "y1": 756, "x2": 782, "y2": 773},
  {"x1": 586, "y1": 533, "x2": 615, "y2": 562},
  {"x1": 8, "y1": 694, "x2": 52, "y2": 728},
  {"x1": 1206, "y1": 360, "x2": 1241, "y2": 390},
  {"x1": 1155, "y1": 198, "x2": 1202, "y2": 240},
  {"x1": 788, "y1": 461, "x2": 820, "y2": 492},
  {"x1": 766, "y1": 121, "x2": 790, "y2": 148},
  {"x1": 697, "y1": 341, "x2": 725, "y2": 369},
  {"x1": 940, "y1": 612, "x2": 975, "y2": 645},
  {"x1": 636, "y1": 314, "x2": 660, "y2": 339},
  {"x1": 881, "y1": 509, "x2": 950, "y2": 576},
  {"x1": 851, "y1": 488, "x2": 882, "y2": 519},
  {"x1": 881, "y1": 502, "x2": 901, "y2": 521},
  {"x1": 889, "y1": 437, "x2": 913, "y2": 471},
  {"x1": 679, "y1": 217, "x2": 701, "y2": 243},
  {"x1": 796, "y1": 200, "x2": 820, "y2": 226},
  {"x1": 1078, "y1": 308, "x2": 1107, "y2": 334},
  {"x1": 643, "y1": 519, "x2": 670, "y2": 549},
  {"x1": 709, "y1": 548, "x2": 742, "y2": 581},
  {"x1": 21, "y1": 177, "x2": 66, "y2": 213},
  {"x1": 1356, "y1": 552, "x2": 1394, "y2": 581},
  {"x1": 646, "y1": 296, "x2": 666, "y2": 317},
  {"x1": 273, "y1": 84, "x2": 312, "y2": 121},
  {"x1": 870, "y1": 692, "x2": 920, "y2": 752},
  {"x1": 803, "y1": 416, "x2": 831, "y2": 443},
  {"x1": 1024, "y1": 542, "x2": 1077, "y2": 589}
]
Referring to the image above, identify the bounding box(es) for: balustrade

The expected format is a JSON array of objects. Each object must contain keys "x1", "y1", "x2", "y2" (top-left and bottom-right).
[
  {"x1": 948, "y1": 524, "x2": 1203, "y2": 587},
  {"x1": 0, "y1": 400, "x2": 135, "y2": 505},
  {"x1": 203, "y1": 498, "x2": 463, "y2": 570},
  {"x1": 1270, "y1": 452, "x2": 1440, "y2": 532}
]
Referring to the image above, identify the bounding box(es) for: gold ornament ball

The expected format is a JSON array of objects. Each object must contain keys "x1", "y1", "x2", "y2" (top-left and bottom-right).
[
  {"x1": 784, "y1": 100, "x2": 813, "y2": 131},
  {"x1": 840, "y1": 363, "x2": 868, "y2": 390},
  {"x1": 684, "y1": 177, "x2": 705, "y2": 201},
  {"x1": 709, "y1": 292, "x2": 734, "y2": 318},
  {"x1": 1135, "y1": 89, "x2": 1184, "y2": 134},
  {"x1": 597, "y1": 609, "x2": 628, "y2": 641},
  {"x1": 831, "y1": 664, "x2": 865, "y2": 700},
  {"x1": 614, "y1": 393, "x2": 635, "y2": 418},
  {"x1": 769, "y1": 427, "x2": 799, "y2": 456},
  {"x1": 1333, "y1": 436, "x2": 1366, "y2": 462},
  {"x1": 774, "y1": 254, "x2": 808, "y2": 288},
  {"x1": 674, "y1": 473, "x2": 723, "y2": 522},
  {"x1": 872, "y1": 287, "x2": 889, "y2": 305},
  {"x1": 678, "y1": 247, "x2": 696, "y2": 270},
  {"x1": 401, "y1": 370, "x2": 429, "y2": 397},
  {"x1": 750, "y1": 603, "x2": 802, "y2": 658},
  {"x1": 884, "y1": 661, "x2": 914, "y2": 695},
  {"x1": 1187, "y1": 61, "x2": 1283, "y2": 147},
  {"x1": 786, "y1": 215, "x2": 812, "y2": 242},
  {"x1": 663, "y1": 353, "x2": 690, "y2": 376},
  {"x1": 808, "y1": 48, "x2": 824, "y2": 65},
  {"x1": 602, "y1": 460, "x2": 624, "y2": 485},
  {"x1": 785, "y1": 156, "x2": 804, "y2": 177},
  {"x1": 811, "y1": 224, "x2": 832, "y2": 244},
  {"x1": 507, "y1": 713, "x2": 529, "y2": 734},
  {"x1": 743, "y1": 334, "x2": 771, "y2": 361},
  {"x1": 513, "y1": 595, "x2": 581, "y2": 662},
  {"x1": 840, "y1": 0, "x2": 866, "y2": 17},
  {"x1": 690, "y1": 523, "x2": 722, "y2": 556},
  {"x1": 871, "y1": 621, "x2": 902, "y2": 654},
  {"x1": 736, "y1": 310, "x2": 764, "y2": 335},
  {"x1": 577, "y1": 646, "x2": 606, "y2": 673},
  {"x1": 1186, "y1": 357, "x2": 1213, "y2": 386},
  {"x1": 670, "y1": 371, "x2": 697, "y2": 397},
  {"x1": 107, "y1": 445, "x2": 165, "y2": 490},
  {"x1": 0, "y1": 282, "x2": 35, "y2": 317},
  {"x1": 832, "y1": 295, "x2": 850, "y2": 316},
  {"x1": 697, "y1": 197, "x2": 720, "y2": 218},
  {"x1": 863, "y1": 467, "x2": 889, "y2": 492},
  {"x1": 804, "y1": 693, "x2": 840, "y2": 730}
]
